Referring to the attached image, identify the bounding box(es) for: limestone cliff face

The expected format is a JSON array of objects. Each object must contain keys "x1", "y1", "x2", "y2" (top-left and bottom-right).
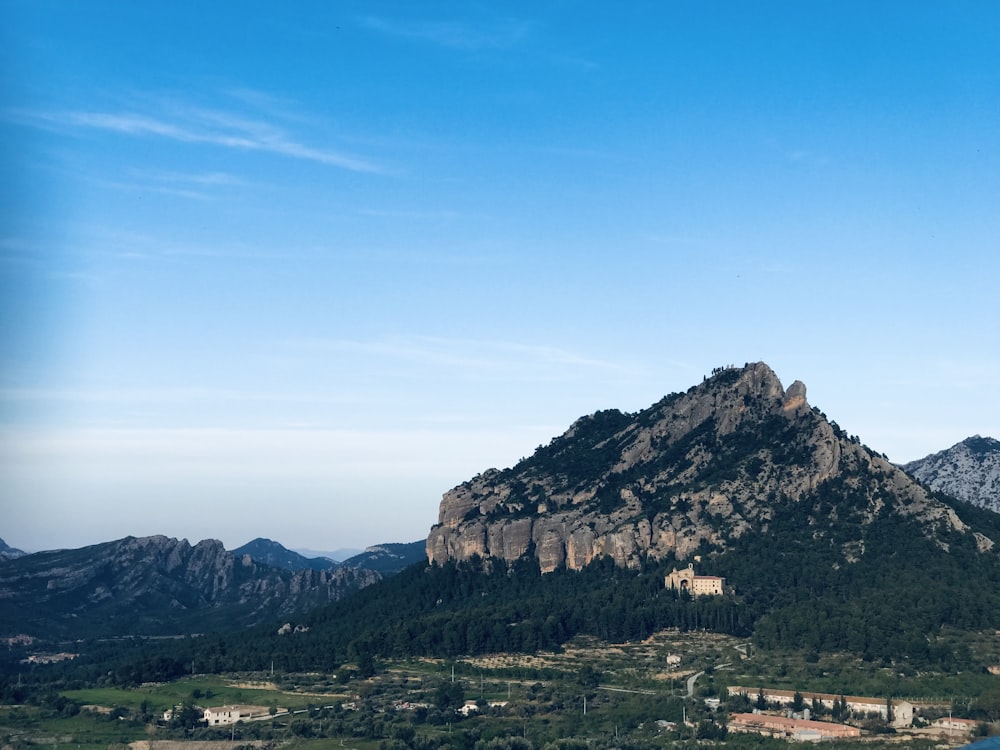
[{"x1": 427, "y1": 362, "x2": 982, "y2": 572}]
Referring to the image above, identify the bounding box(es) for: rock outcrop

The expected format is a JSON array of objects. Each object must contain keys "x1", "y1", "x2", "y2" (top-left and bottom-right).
[
  {"x1": 0, "y1": 537, "x2": 26, "y2": 561},
  {"x1": 904, "y1": 436, "x2": 1000, "y2": 514},
  {"x1": 427, "y1": 362, "x2": 981, "y2": 572}
]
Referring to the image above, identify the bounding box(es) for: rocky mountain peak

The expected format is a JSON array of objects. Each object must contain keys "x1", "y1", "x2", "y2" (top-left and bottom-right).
[
  {"x1": 0, "y1": 537, "x2": 26, "y2": 561},
  {"x1": 782, "y1": 379, "x2": 808, "y2": 412},
  {"x1": 427, "y1": 362, "x2": 983, "y2": 573},
  {"x1": 904, "y1": 436, "x2": 1000, "y2": 514}
]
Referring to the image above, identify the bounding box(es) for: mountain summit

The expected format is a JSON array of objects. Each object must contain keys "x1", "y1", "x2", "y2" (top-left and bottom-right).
[
  {"x1": 904, "y1": 435, "x2": 1000, "y2": 514},
  {"x1": 427, "y1": 362, "x2": 989, "y2": 572},
  {"x1": 0, "y1": 537, "x2": 26, "y2": 561},
  {"x1": 232, "y1": 537, "x2": 337, "y2": 571}
]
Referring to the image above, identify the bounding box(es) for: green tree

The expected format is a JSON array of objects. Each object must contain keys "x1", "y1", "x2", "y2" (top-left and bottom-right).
[
  {"x1": 435, "y1": 680, "x2": 466, "y2": 711},
  {"x1": 170, "y1": 701, "x2": 204, "y2": 731},
  {"x1": 832, "y1": 695, "x2": 848, "y2": 721}
]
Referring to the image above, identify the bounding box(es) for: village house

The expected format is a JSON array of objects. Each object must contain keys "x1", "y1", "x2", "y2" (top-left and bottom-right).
[
  {"x1": 729, "y1": 712, "x2": 861, "y2": 742},
  {"x1": 664, "y1": 563, "x2": 725, "y2": 596},
  {"x1": 727, "y1": 686, "x2": 914, "y2": 728},
  {"x1": 203, "y1": 705, "x2": 272, "y2": 725}
]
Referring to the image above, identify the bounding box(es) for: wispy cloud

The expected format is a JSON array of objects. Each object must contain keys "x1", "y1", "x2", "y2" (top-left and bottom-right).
[
  {"x1": 134, "y1": 169, "x2": 248, "y2": 187},
  {"x1": 359, "y1": 15, "x2": 536, "y2": 51},
  {"x1": 355, "y1": 207, "x2": 461, "y2": 220},
  {"x1": 8, "y1": 100, "x2": 386, "y2": 174},
  {"x1": 97, "y1": 168, "x2": 252, "y2": 201}
]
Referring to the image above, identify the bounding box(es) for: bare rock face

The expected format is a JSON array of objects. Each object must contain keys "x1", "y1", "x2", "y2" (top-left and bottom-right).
[
  {"x1": 782, "y1": 380, "x2": 808, "y2": 413},
  {"x1": 904, "y1": 436, "x2": 1000, "y2": 514},
  {"x1": 427, "y1": 362, "x2": 982, "y2": 572}
]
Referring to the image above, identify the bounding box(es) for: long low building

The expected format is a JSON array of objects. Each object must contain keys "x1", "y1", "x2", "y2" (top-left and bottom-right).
[
  {"x1": 729, "y1": 713, "x2": 861, "y2": 741},
  {"x1": 727, "y1": 686, "x2": 914, "y2": 727}
]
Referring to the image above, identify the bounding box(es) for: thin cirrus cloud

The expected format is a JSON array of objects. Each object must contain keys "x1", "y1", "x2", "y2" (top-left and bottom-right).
[
  {"x1": 98, "y1": 169, "x2": 253, "y2": 202},
  {"x1": 10, "y1": 104, "x2": 386, "y2": 174},
  {"x1": 358, "y1": 15, "x2": 536, "y2": 51}
]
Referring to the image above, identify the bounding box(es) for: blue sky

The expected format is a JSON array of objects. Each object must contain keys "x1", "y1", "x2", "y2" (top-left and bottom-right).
[{"x1": 2, "y1": 2, "x2": 998, "y2": 554}]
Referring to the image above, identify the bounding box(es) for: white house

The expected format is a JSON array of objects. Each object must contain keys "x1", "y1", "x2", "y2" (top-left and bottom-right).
[{"x1": 203, "y1": 705, "x2": 272, "y2": 725}]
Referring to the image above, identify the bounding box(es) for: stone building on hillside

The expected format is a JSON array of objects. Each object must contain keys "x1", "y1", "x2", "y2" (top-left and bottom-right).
[{"x1": 665, "y1": 563, "x2": 725, "y2": 596}]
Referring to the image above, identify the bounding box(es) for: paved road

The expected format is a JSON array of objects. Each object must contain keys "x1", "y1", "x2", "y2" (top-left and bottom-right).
[
  {"x1": 685, "y1": 663, "x2": 731, "y2": 698},
  {"x1": 686, "y1": 671, "x2": 704, "y2": 698}
]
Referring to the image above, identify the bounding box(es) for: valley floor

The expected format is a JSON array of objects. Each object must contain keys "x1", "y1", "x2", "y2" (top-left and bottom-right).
[{"x1": 4, "y1": 629, "x2": 999, "y2": 750}]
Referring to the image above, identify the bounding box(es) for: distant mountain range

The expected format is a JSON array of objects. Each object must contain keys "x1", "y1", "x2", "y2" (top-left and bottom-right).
[
  {"x1": 231, "y1": 538, "x2": 425, "y2": 575},
  {"x1": 0, "y1": 534, "x2": 427, "y2": 642},
  {"x1": 0, "y1": 535, "x2": 380, "y2": 640},
  {"x1": 231, "y1": 538, "x2": 339, "y2": 571},
  {"x1": 904, "y1": 435, "x2": 1000, "y2": 514}
]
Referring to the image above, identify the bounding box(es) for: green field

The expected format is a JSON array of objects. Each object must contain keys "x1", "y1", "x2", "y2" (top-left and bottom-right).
[
  {"x1": 62, "y1": 675, "x2": 331, "y2": 715},
  {"x1": 0, "y1": 704, "x2": 147, "y2": 750}
]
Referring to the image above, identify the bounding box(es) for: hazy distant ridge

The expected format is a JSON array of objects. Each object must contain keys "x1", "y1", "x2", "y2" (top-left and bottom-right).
[{"x1": 231, "y1": 537, "x2": 337, "y2": 571}]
